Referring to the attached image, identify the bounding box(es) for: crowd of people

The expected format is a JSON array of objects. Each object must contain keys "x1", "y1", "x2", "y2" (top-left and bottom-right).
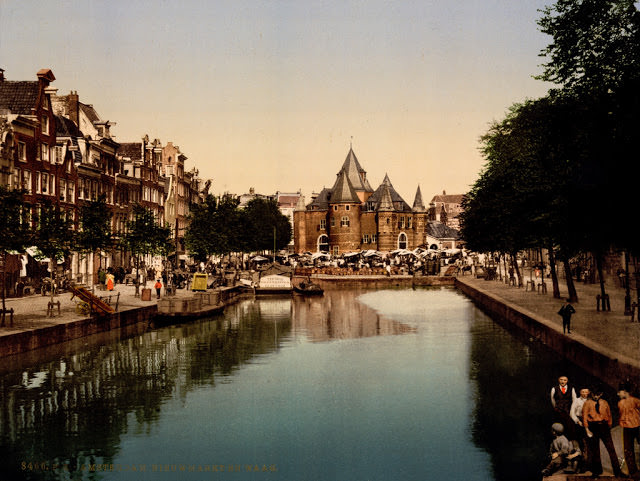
[{"x1": 542, "y1": 375, "x2": 640, "y2": 478}]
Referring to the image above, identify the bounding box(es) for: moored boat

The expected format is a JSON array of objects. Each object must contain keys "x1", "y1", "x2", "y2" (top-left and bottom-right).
[{"x1": 293, "y1": 280, "x2": 324, "y2": 296}]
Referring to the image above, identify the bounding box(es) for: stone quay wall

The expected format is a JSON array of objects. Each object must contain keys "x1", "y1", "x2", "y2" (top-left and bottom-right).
[
  {"x1": 455, "y1": 279, "x2": 640, "y2": 388},
  {"x1": 0, "y1": 306, "x2": 157, "y2": 357}
]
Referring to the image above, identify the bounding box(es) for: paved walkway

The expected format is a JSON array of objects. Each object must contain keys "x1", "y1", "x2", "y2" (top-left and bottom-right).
[
  {"x1": 0, "y1": 283, "x2": 194, "y2": 336},
  {"x1": 456, "y1": 268, "x2": 640, "y2": 363}
]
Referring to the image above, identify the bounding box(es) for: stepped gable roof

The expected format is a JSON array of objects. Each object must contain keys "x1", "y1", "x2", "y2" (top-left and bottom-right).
[
  {"x1": 412, "y1": 185, "x2": 426, "y2": 212},
  {"x1": 55, "y1": 115, "x2": 82, "y2": 137},
  {"x1": 307, "y1": 187, "x2": 331, "y2": 210},
  {"x1": 0, "y1": 81, "x2": 38, "y2": 115},
  {"x1": 118, "y1": 142, "x2": 143, "y2": 160},
  {"x1": 367, "y1": 174, "x2": 412, "y2": 212},
  {"x1": 427, "y1": 222, "x2": 460, "y2": 239},
  {"x1": 330, "y1": 168, "x2": 361, "y2": 203},
  {"x1": 340, "y1": 148, "x2": 373, "y2": 192}
]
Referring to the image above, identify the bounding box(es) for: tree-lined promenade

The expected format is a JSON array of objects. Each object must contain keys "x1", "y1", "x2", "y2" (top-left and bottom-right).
[
  {"x1": 0, "y1": 188, "x2": 291, "y2": 325},
  {"x1": 460, "y1": 0, "x2": 640, "y2": 307}
]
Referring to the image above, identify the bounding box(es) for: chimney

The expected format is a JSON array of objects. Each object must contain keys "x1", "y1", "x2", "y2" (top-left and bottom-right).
[
  {"x1": 442, "y1": 190, "x2": 446, "y2": 195},
  {"x1": 0, "y1": 68, "x2": 5, "y2": 81},
  {"x1": 68, "y1": 91, "x2": 79, "y2": 126}
]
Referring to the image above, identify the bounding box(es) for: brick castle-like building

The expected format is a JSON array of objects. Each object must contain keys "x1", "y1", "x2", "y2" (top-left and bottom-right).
[{"x1": 293, "y1": 148, "x2": 431, "y2": 255}]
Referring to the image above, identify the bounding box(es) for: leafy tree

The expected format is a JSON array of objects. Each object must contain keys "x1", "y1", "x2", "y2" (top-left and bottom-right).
[
  {"x1": 241, "y1": 198, "x2": 292, "y2": 254},
  {"x1": 0, "y1": 187, "x2": 32, "y2": 325},
  {"x1": 536, "y1": 0, "x2": 640, "y2": 95},
  {"x1": 122, "y1": 204, "x2": 172, "y2": 295},
  {"x1": 536, "y1": 0, "x2": 640, "y2": 297},
  {"x1": 76, "y1": 193, "x2": 113, "y2": 272},
  {"x1": 32, "y1": 200, "x2": 75, "y2": 306},
  {"x1": 185, "y1": 194, "x2": 244, "y2": 261}
]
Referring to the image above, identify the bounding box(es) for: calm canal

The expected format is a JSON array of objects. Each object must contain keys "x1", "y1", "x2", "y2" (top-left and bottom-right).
[{"x1": 0, "y1": 287, "x2": 613, "y2": 481}]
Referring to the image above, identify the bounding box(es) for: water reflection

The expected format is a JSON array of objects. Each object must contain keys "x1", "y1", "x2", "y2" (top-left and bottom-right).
[
  {"x1": 0, "y1": 298, "x2": 293, "y2": 479},
  {"x1": 292, "y1": 288, "x2": 416, "y2": 341},
  {"x1": 0, "y1": 288, "x2": 614, "y2": 481}
]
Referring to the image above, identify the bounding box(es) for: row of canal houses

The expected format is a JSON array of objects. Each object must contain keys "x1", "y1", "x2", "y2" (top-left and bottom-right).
[{"x1": 0, "y1": 68, "x2": 209, "y2": 286}]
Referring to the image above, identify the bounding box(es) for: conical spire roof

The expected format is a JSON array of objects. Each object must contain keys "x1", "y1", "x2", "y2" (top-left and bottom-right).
[
  {"x1": 294, "y1": 194, "x2": 306, "y2": 212},
  {"x1": 339, "y1": 148, "x2": 373, "y2": 192},
  {"x1": 366, "y1": 173, "x2": 412, "y2": 212},
  {"x1": 329, "y1": 169, "x2": 360, "y2": 203},
  {"x1": 412, "y1": 185, "x2": 426, "y2": 212},
  {"x1": 377, "y1": 183, "x2": 395, "y2": 211}
]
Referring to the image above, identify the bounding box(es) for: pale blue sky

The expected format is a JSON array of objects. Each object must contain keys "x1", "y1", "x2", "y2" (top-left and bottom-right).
[{"x1": 1, "y1": 0, "x2": 552, "y2": 201}]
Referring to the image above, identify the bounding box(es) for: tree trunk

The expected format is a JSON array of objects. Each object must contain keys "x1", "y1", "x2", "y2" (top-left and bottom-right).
[
  {"x1": 511, "y1": 251, "x2": 523, "y2": 287},
  {"x1": 49, "y1": 259, "x2": 55, "y2": 307},
  {"x1": 595, "y1": 251, "x2": 607, "y2": 301},
  {"x1": 563, "y1": 258, "x2": 578, "y2": 303},
  {"x1": 547, "y1": 244, "x2": 561, "y2": 298},
  {"x1": 135, "y1": 256, "x2": 140, "y2": 296},
  {"x1": 1, "y1": 252, "x2": 6, "y2": 326}
]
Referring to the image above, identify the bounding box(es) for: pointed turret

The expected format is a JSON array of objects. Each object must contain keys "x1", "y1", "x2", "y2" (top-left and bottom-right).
[
  {"x1": 330, "y1": 169, "x2": 360, "y2": 204},
  {"x1": 339, "y1": 147, "x2": 373, "y2": 193},
  {"x1": 378, "y1": 183, "x2": 394, "y2": 211},
  {"x1": 412, "y1": 185, "x2": 426, "y2": 212},
  {"x1": 294, "y1": 194, "x2": 306, "y2": 211}
]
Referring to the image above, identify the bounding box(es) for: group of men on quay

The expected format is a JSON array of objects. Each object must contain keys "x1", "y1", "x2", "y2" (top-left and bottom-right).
[{"x1": 544, "y1": 375, "x2": 640, "y2": 479}]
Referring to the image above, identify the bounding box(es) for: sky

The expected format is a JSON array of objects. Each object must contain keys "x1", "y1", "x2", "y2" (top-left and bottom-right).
[{"x1": 1, "y1": 0, "x2": 553, "y2": 204}]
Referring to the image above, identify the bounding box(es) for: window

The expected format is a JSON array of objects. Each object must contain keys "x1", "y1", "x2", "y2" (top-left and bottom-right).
[
  {"x1": 362, "y1": 234, "x2": 370, "y2": 244},
  {"x1": 345, "y1": 205, "x2": 350, "y2": 211},
  {"x1": 67, "y1": 183, "x2": 75, "y2": 204},
  {"x1": 55, "y1": 146, "x2": 64, "y2": 164},
  {"x1": 341, "y1": 216, "x2": 350, "y2": 227},
  {"x1": 398, "y1": 217, "x2": 405, "y2": 229},
  {"x1": 17, "y1": 142, "x2": 26, "y2": 162},
  {"x1": 41, "y1": 143, "x2": 49, "y2": 161},
  {"x1": 50, "y1": 174, "x2": 55, "y2": 196},
  {"x1": 331, "y1": 217, "x2": 335, "y2": 227},
  {"x1": 41, "y1": 116, "x2": 49, "y2": 135},
  {"x1": 372, "y1": 234, "x2": 377, "y2": 243},
  {"x1": 408, "y1": 217, "x2": 413, "y2": 229},
  {"x1": 398, "y1": 233, "x2": 407, "y2": 250},
  {"x1": 42, "y1": 173, "x2": 49, "y2": 194},
  {"x1": 35, "y1": 172, "x2": 42, "y2": 193},
  {"x1": 23, "y1": 170, "x2": 32, "y2": 193},
  {"x1": 333, "y1": 246, "x2": 339, "y2": 256},
  {"x1": 333, "y1": 205, "x2": 338, "y2": 211},
  {"x1": 13, "y1": 168, "x2": 20, "y2": 189},
  {"x1": 60, "y1": 179, "x2": 67, "y2": 202},
  {"x1": 320, "y1": 219, "x2": 326, "y2": 230}
]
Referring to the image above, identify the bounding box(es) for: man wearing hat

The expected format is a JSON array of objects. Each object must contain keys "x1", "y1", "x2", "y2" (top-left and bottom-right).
[
  {"x1": 618, "y1": 382, "x2": 640, "y2": 478},
  {"x1": 583, "y1": 386, "x2": 623, "y2": 477}
]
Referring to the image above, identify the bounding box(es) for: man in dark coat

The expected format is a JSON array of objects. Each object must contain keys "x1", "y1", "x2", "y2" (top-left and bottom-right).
[{"x1": 558, "y1": 299, "x2": 576, "y2": 334}]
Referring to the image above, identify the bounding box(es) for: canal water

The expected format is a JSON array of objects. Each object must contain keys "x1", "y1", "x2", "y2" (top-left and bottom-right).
[{"x1": 0, "y1": 287, "x2": 615, "y2": 481}]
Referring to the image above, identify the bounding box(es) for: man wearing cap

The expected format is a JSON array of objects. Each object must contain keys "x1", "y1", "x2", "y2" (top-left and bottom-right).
[
  {"x1": 541, "y1": 423, "x2": 575, "y2": 477},
  {"x1": 618, "y1": 382, "x2": 640, "y2": 478},
  {"x1": 583, "y1": 387, "x2": 623, "y2": 477}
]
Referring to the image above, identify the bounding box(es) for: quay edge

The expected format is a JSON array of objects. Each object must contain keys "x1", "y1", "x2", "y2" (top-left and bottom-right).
[
  {"x1": 0, "y1": 305, "x2": 158, "y2": 358},
  {"x1": 455, "y1": 277, "x2": 640, "y2": 389}
]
